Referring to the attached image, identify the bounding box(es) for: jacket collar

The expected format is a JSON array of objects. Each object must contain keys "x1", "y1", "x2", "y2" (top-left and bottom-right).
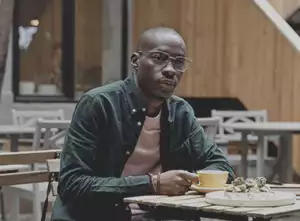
[{"x1": 123, "y1": 74, "x2": 175, "y2": 123}]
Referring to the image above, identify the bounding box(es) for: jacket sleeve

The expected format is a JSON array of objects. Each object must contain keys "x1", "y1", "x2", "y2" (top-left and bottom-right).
[
  {"x1": 58, "y1": 94, "x2": 153, "y2": 205},
  {"x1": 186, "y1": 110, "x2": 235, "y2": 182}
]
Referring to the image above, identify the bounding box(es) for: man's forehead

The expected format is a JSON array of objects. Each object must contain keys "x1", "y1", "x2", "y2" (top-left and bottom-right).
[{"x1": 138, "y1": 29, "x2": 186, "y2": 52}]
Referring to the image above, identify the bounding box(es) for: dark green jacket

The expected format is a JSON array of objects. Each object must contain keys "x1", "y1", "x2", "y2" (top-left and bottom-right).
[{"x1": 51, "y1": 75, "x2": 235, "y2": 221}]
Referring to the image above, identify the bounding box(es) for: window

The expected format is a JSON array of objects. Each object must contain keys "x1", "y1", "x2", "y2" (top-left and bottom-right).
[
  {"x1": 74, "y1": 0, "x2": 103, "y2": 100},
  {"x1": 13, "y1": 0, "x2": 128, "y2": 102}
]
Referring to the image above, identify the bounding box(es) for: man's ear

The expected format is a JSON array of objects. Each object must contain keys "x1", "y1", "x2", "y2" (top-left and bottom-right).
[{"x1": 130, "y1": 52, "x2": 140, "y2": 69}]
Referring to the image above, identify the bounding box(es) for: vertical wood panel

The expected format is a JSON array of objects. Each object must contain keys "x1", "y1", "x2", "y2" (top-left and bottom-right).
[
  {"x1": 75, "y1": 0, "x2": 102, "y2": 69},
  {"x1": 132, "y1": 0, "x2": 300, "y2": 174}
]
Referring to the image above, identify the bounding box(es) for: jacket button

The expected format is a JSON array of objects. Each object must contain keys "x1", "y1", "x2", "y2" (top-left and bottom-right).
[
  {"x1": 137, "y1": 122, "x2": 142, "y2": 126},
  {"x1": 114, "y1": 203, "x2": 119, "y2": 207},
  {"x1": 132, "y1": 109, "x2": 136, "y2": 113},
  {"x1": 126, "y1": 151, "x2": 131, "y2": 155},
  {"x1": 142, "y1": 108, "x2": 146, "y2": 112}
]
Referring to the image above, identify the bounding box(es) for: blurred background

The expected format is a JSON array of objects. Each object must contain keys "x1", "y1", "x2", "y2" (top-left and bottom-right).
[
  {"x1": 2, "y1": 0, "x2": 300, "y2": 219},
  {"x1": 2, "y1": 0, "x2": 300, "y2": 172}
]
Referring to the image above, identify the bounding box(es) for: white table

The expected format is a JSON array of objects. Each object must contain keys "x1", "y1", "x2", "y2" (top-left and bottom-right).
[
  {"x1": 223, "y1": 122, "x2": 300, "y2": 182},
  {"x1": 0, "y1": 126, "x2": 35, "y2": 152}
]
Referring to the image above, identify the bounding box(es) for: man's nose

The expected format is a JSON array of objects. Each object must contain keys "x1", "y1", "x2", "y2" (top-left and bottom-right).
[{"x1": 162, "y1": 61, "x2": 176, "y2": 78}]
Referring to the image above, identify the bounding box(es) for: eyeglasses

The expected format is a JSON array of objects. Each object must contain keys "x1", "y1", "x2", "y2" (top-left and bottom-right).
[{"x1": 138, "y1": 50, "x2": 192, "y2": 72}]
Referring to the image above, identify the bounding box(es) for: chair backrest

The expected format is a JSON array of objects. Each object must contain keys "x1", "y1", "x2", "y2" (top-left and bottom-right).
[
  {"x1": 196, "y1": 117, "x2": 221, "y2": 140},
  {"x1": 32, "y1": 119, "x2": 71, "y2": 150},
  {"x1": 12, "y1": 109, "x2": 65, "y2": 127},
  {"x1": 29, "y1": 119, "x2": 70, "y2": 199},
  {"x1": 0, "y1": 149, "x2": 61, "y2": 186},
  {"x1": 211, "y1": 109, "x2": 268, "y2": 138},
  {"x1": 46, "y1": 158, "x2": 60, "y2": 196}
]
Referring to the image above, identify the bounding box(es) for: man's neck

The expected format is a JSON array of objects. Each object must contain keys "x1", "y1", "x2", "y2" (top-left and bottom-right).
[
  {"x1": 137, "y1": 91, "x2": 162, "y2": 117},
  {"x1": 147, "y1": 100, "x2": 162, "y2": 117},
  {"x1": 133, "y1": 75, "x2": 163, "y2": 117}
]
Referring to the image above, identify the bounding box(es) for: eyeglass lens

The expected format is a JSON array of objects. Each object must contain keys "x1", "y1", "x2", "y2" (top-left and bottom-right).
[{"x1": 149, "y1": 51, "x2": 189, "y2": 72}]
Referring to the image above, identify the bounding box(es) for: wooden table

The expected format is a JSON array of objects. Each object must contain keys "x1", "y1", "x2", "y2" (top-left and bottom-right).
[
  {"x1": 223, "y1": 122, "x2": 300, "y2": 182},
  {"x1": 0, "y1": 126, "x2": 35, "y2": 151},
  {"x1": 124, "y1": 194, "x2": 300, "y2": 221}
]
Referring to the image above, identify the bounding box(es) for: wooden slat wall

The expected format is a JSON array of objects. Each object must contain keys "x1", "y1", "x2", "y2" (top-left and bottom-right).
[
  {"x1": 269, "y1": 0, "x2": 300, "y2": 18},
  {"x1": 132, "y1": 0, "x2": 300, "y2": 173}
]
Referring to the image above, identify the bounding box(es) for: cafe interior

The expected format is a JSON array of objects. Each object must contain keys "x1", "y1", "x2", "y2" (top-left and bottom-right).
[{"x1": 2, "y1": 0, "x2": 300, "y2": 220}]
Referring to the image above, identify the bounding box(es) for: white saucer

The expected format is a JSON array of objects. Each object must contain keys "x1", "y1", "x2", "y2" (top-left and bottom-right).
[{"x1": 190, "y1": 184, "x2": 225, "y2": 193}]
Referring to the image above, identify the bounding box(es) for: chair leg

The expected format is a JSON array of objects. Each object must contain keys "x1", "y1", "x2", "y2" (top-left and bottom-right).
[
  {"x1": 32, "y1": 197, "x2": 41, "y2": 221},
  {"x1": 0, "y1": 190, "x2": 6, "y2": 221},
  {"x1": 8, "y1": 194, "x2": 19, "y2": 221}
]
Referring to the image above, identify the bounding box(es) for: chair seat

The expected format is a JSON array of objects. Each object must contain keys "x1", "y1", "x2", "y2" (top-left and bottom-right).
[{"x1": 18, "y1": 137, "x2": 65, "y2": 147}]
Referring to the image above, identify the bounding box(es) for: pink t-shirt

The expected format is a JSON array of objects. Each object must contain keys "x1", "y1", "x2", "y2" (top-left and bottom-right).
[{"x1": 121, "y1": 112, "x2": 161, "y2": 176}]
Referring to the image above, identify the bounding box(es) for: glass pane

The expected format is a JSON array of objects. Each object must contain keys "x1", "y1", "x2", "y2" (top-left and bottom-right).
[
  {"x1": 74, "y1": 0, "x2": 103, "y2": 99},
  {"x1": 74, "y1": 0, "x2": 124, "y2": 100},
  {"x1": 18, "y1": 0, "x2": 62, "y2": 96}
]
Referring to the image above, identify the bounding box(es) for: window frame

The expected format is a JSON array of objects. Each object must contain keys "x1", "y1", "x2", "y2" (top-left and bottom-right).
[{"x1": 12, "y1": 0, "x2": 129, "y2": 103}]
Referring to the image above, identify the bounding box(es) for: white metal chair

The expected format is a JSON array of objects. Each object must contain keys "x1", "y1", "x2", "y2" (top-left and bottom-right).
[
  {"x1": 211, "y1": 109, "x2": 278, "y2": 176},
  {"x1": 196, "y1": 116, "x2": 230, "y2": 157},
  {"x1": 0, "y1": 150, "x2": 61, "y2": 221},
  {"x1": 196, "y1": 117, "x2": 220, "y2": 140},
  {"x1": 211, "y1": 109, "x2": 267, "y2": 143},
  {"x1": 12, "y1": 109, "x2": 65, "y2": 127},
  {"x1": 211, "y1": 109, "x2": 279, "y2": 155},
  {"x1": 3, "y1": 119, "x2": 70, "y2": 221},
  {"x1": 11, "y1": 109, "x2": 65, "y2": 148}
]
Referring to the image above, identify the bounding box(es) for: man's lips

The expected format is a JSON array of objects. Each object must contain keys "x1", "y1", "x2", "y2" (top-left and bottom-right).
[{"x1": 159, "y1": 79, "x2": 177, "y2": 87}]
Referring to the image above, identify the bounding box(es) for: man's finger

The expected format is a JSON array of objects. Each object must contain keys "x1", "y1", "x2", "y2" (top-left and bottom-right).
[
  {"x1": 174, "y1": 176, "x2": 191, "y2": 187},
  {"x1": 174, "y1": 184, "x2": 189, "y2": 195},
  {"x1": 179, "y1": 171, "x2": 198, "y2": 183}
]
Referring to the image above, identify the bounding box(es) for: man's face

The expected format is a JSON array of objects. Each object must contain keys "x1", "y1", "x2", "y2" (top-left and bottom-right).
[{"x1": 132, "y1": 32, "x2": 189, "y2": 100}]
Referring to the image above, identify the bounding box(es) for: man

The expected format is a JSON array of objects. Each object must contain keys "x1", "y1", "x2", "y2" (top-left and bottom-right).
[{"x1": 51, "y1": 27, "x2": 235, "y2": 221}]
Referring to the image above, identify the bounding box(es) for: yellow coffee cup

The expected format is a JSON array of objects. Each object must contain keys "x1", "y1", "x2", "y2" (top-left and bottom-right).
[{"x1": 196, "y1": 170, "x2": 228, "y2": 188}]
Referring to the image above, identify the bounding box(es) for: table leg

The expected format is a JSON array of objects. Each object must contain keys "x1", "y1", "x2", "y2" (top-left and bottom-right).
[
  {"x1": 241, "y1": 132, "x2": 249, "y2": 178},
  {"x1": 256, "y1": 134, "x2": 265, "y2": 177},
  {"x1": 9, "y1": 135, "x2": 19, "y2": 152},
  {"x1": 278, "y1": 134, "x2": 293, "y2": 183}
]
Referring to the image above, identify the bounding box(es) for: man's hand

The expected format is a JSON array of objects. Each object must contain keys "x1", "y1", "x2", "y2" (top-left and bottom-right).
[{"x1": 155, "y1": 170, "x2": 198, "y2": 196}]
